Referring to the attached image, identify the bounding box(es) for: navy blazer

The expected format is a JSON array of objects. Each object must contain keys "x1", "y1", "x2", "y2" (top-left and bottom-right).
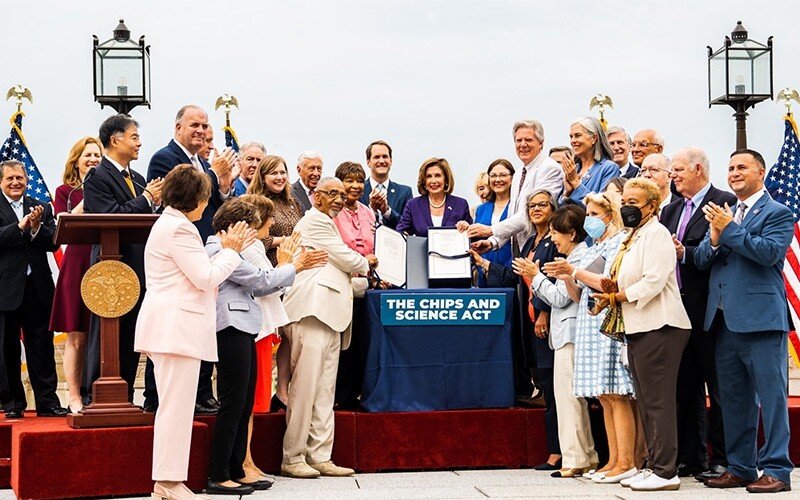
[
  {"x1": 0, "y1": 195, "x2": 59, "y2": 310},
  {"x1": 660, "y1": 184, "x2": 736, "y2": 328},
  {"x1": 291, "y1": 180, "x2": 312, "y2": 215},
  {"x1": 695, "y1": 191, "x2": 794, "y2": 333},
  {"x1": 83, "y1": 157, "x2": 152, "y2": 281},
  {"x1": 360, "y1": 179, "x2": 413, "y2": 229},
  {"x1": 620, "y1": 163, "x2": 640, "y2": 179},
  {"x1": 147, "y1": 139, "x2": 224, "y2": 242},
  {"x1": 395, "y1": 194, "x2": 472, "y2": 237}
]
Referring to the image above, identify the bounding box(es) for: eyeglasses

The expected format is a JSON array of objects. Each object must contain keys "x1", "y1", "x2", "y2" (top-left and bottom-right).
[
  {"x1": 488, "y1": 173, "x2": 511, "y2": 180},
  {"x1": 317, "y1": 189, "x2": 347, "y2": 200},
  {"x1": 639, "y1": 167, "x2": 669, "y2": 175},
  {"x1": 527, "y1": 202, "x2": 551, "y2": 210},
  {"x1": 631, "y1": 141, "x2": 659, "y2": 149}
]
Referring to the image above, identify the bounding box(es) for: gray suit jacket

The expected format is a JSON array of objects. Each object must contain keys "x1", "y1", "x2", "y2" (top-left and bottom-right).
[
  {"x1": 530, "y1": 242, "x2": 587, "y2": 350},
  {"x1": 206, "y1": 236, "x2": 296, "y2": 334}
]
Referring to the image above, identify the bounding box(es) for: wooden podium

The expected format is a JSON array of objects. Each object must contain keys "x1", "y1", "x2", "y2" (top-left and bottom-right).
[{"x1": 55, "y1": 214, "x2": 159, "y2": 428}]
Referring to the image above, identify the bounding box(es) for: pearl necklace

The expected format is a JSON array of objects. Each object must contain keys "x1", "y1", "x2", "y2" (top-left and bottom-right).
[{"x1": 429, "y1": 196, "x2": 446, "y2": 209}]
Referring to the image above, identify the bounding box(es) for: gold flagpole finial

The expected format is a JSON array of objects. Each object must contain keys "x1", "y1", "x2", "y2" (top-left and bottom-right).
[
  {"x1": 777, "y1": 88, "x2": 800, "y2": 117},
  {"x1": 214, "y1": 94, "x2": 239, "y2": 128},
  {"x1": 589, "y1": 93, "x2": 614, "y2": 130},
  {"x1": 5, "y1": 85, "x2": 33, "y2": 114}
]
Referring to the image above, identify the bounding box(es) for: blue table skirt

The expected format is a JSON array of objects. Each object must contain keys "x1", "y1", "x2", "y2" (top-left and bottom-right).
[{"x1": 361, "y1": 288, "x2": 515, "y2": 412}]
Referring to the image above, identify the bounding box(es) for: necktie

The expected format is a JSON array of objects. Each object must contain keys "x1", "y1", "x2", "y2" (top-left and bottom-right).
[
  {"x1": 123, "y1": 171, "x2": 136, "y2": 197},
  {"x1": 12, "y1": 200, "x2": 32, "y2": 275},
  {"x1": 11, "y1": 200, "x2": 23, "y2": 221},
  {"x1": 734, "y1": 202, "x2": 747, "y2": 224},
  {"x1": 517, "y1": 166, "x2": 528, "y2": 199},
  {"x1": 675, "y1": 199, "x2": 693, "y2": 289},
  {"x1": 191, "y1": 155, "x2": 202, "y2": 172},
  {"x1": 374, "y1": 183, "x2": 386, "y2": 224}
]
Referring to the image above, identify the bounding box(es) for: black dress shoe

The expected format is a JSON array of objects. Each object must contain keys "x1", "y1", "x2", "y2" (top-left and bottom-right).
[
  {"x1": 677, "y1": 462, "x2": 707, "y2": 477},
  {"x1": 533, "y1": 459, "x2": 561, "y2": 471},
  {"x1": 206, "y1": 481, "x2": 254, "y2": 495},
  {"x1": 194, "y1": 403, "x2": 218, "y2": 415},
  {"x1": 269, "y1": 394, "x2": 287, "y2": 412},
  {"x1": 695, "y1": 464, "x2": 727, "y2": 482},
  {"x1": 142, "y1": 403, "x2": 158, "y2": 413},
  {"x1": 236, "y1": 479, "x2": 272, "y2": 491},
  {"x1": 4, "y1": 409, "x2": 24, "y2": 419},
  {"x1": 196, "y1": 398, "x2": 220, "y2": 411},
  {"x1": 36, "y1": 406, "x2": 67, "y2": 417}
]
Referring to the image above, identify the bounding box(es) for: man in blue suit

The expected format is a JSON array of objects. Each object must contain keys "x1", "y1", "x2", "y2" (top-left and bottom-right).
[
  {"x1": 695, "y1": 149, "x2": 794, "y2": 493},
  {"x1": 147, "y1": 105, "x2": 237, "y2": 241},
  {"x1": 359, "y1": 140, "x2": 412, "y2": 229},
  {"x1": 146, "y1": 105, "x2": 238, "y2": 414}
]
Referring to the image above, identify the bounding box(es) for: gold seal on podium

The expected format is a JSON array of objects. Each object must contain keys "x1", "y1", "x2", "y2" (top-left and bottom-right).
[{"x1": 81, "y1": 260, "x2": 141, "y2": 318}]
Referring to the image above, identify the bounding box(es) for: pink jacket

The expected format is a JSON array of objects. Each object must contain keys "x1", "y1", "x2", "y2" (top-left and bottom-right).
[{"x1": 134, "y1": 207, "x2": 241, "y2": 361}]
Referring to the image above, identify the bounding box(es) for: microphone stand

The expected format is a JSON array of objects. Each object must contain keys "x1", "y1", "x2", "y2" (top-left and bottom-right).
[
  {"x1": 66, "y1": 168, "x2": 96, "y2": 213},
  {"x1": 122, "y1": 170, "x2": 157, "y2": 214}
]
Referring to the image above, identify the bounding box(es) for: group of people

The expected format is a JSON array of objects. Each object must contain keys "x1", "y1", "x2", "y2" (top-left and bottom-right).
[
  {"x1": 0, "y1": 109, "x2": 794, "y2": 496},
  {"x1": 462, "y1": 119, "x2": 793, "y2": 493}
]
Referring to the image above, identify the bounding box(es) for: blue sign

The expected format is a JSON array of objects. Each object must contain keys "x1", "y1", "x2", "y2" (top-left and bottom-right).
[{"x1": 380, "y1": 292, "x2": 507, "y2": 326}]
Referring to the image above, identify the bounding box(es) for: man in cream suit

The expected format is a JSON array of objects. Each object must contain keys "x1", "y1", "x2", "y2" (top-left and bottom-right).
[{"x1": 281, "y1": 177, "x2": 376, "y2": 478}]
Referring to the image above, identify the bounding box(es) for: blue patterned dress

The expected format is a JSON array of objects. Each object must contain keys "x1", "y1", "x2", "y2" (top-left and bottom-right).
[{"x1": 573, "y1": 230, "x2": 635, "y2": 397}]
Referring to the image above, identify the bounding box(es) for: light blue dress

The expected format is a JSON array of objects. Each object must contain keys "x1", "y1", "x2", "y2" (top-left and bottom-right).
[{"x1": 573, "y1": 230, "x2": 635, "y2": 397}]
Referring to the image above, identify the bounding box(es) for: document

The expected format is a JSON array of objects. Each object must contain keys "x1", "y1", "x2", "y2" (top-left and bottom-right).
[
  {"x1": 427, "y1": 227, "x2": 470, "y2": 279},
  {"x1": 374, "y1": 225, "x2": 407, "y2": 287}
]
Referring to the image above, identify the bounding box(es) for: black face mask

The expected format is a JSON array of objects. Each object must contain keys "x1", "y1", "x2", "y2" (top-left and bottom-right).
[{"x1": 620, "y1": 205, "x2": 644, "y2": 228}]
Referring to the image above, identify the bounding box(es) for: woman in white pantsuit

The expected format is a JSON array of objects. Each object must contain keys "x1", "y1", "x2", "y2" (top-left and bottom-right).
[{"x1": 135, "y1": 165, "x2": 255, "y2": 500}]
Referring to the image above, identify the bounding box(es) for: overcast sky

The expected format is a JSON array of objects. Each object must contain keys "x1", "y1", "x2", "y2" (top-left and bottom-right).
[{"x1": 2, "y1": 0, "x2": 799, "y2": 201}]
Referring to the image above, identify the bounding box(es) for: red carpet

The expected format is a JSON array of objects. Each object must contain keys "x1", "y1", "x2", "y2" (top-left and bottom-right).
[{"x1": 1, "y1": 398, "x2": 798, "y2": 499}]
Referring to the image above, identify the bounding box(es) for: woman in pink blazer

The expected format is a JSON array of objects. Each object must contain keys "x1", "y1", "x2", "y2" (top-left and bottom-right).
[{"x1": 134, "y1": 165, "x2": 257, "y2": 500}]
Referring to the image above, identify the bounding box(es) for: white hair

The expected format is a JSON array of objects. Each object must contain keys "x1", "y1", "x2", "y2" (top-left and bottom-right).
[
  {"x1": 297, "y1": 151, "x2": 322, "y2": 166},
  {"x1": 675, "y1": 147, "x2": 710, "y2": 179},
  {"x1": 512, "y1": 120, "x2": 545, "y2": 143}
]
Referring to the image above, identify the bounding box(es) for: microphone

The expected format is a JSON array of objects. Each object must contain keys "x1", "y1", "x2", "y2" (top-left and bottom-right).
[
  {"x1": 122, "y1": 170, "x2": 157, "y2": 214},
  {"x1": 66, "y1": 168, "x2": 96, "y2": 213}
]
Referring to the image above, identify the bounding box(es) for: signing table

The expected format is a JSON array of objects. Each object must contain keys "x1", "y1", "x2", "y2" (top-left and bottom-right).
[{"x1": 361, "y1": 288, "x2": 515, "y2": 412}]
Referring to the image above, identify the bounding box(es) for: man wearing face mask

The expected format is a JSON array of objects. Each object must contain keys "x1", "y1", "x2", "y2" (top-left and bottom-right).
[{"x1": 591, "y1": 177, "x2": 691, "y2": 491}]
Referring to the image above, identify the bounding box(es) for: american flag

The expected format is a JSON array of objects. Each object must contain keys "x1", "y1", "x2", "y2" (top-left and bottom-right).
[
  {"x1": 765, "y1": 115, "x2": 800, "y2": 367},
  {"x1": 1, "y1": 112, "x2": 52, "y2": 203},
  {"x1": 223, "y1": 125, "x2": 240, "y2": 152},
  {"x1": 1, "y1": 111, "x2": 63, "y2": 270}
]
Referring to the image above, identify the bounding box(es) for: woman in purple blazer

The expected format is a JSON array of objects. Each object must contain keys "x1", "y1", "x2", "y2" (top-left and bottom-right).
[{"x1": 396, "y1": 157, "x2": 472, "y2": 237}]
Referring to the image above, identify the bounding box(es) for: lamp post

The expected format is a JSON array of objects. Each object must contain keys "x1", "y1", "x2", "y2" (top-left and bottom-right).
[
  {"x1": 93, "y1": 19, "x2": 151, "y2": 114},
  {"x1": 707, "y1": 21, "x2": 773, "y2": 149}
]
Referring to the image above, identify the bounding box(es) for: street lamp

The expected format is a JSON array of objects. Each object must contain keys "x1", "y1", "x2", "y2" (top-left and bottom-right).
[
  {"x1": 93, "y1": 19, "x2": 151, "y2": 114},
  {"x1": 707, "y1": 21, "x2": 773, "y2": 149}
]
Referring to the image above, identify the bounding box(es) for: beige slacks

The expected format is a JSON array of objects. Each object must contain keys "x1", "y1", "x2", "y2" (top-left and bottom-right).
[
  {"x1": 150, "y1": 352, "x2": 201, "y2": 481},
  {"x1": 282, "y1": 316, "x2": 341, "y2": 465},
  {"x1": 553, "y1": 343, "x2": 598, "y2": 468}
]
